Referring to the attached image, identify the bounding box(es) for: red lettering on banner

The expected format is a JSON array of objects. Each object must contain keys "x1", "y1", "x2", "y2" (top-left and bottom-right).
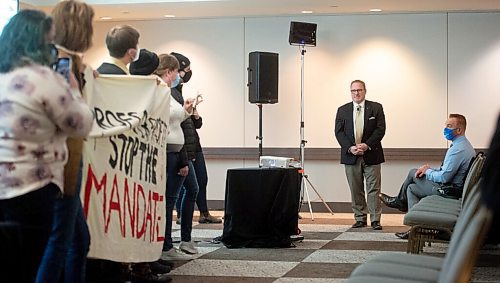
[
  {"x1": 123, "y1": 180, "x2": 135, "y2": 238},
  {"x1": 136, "y1": 183, "x2": 146, "y2": 239},
  {"x1": 105, "y1": 175, "x2": 125, "y2": 236},
  {"x1": 154, "y1": 194, "x2": 164, "y2": 241},
  {"x1": 82, "y1": 164, "x2": 164, "y2": 243},
  {"x1": 83, "y1": 164, "x2": 107, "y2": 219},
  {"x1": 145, "y1": 190, "x2": 153, "y2": 242}
]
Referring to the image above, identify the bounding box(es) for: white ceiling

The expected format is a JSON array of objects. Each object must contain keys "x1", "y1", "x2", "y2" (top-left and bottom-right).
[{"x1": 23, "y1": 0, "x2": 500, "y2": 21}]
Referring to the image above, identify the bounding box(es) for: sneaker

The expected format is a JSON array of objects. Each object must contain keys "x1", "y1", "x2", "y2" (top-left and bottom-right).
[
  {"x1": 179, "y1": 241, "x2": 199, "y2": 254},
  {"x1": 199, "y1": 213, "x2": 222, "y2": 224},
  {"x1": 161, "y1": 247, "x2": 192, "y2": 261}
]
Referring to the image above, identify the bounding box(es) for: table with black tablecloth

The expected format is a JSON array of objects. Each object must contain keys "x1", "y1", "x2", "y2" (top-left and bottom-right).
[{"x1": 221, "y1": 167, "x2": 301, "y2": 248}]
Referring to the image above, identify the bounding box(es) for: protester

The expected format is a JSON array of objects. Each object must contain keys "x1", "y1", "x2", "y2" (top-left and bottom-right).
[
  {"x1": 36, "y1": 1, "x2": 95, "y2": 282},
  {"x1": 172, "y1": 52, "x2": 222, "y2": 225},
  {"x1": 0, "y1": 9, "x2": 93, "y2": 282},
  {"x1": 153, "y1": 54, "x2": 195, "y2": 261}
]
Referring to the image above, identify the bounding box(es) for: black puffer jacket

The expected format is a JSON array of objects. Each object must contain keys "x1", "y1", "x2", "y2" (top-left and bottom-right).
[{"x1": 171, "y1": 87, "x2": 198, "y2": 160}]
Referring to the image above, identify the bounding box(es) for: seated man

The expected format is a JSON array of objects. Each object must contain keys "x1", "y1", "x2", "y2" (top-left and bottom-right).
[{"x1": 380, "y1": 113, "x2": 475, "y2": 239}]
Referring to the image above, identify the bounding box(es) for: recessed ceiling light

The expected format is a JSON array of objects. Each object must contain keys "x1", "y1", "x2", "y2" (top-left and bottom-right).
[
  {"x1": 370, "y1": 8, "x2": 382, "y2": 12},
  {"x1": 100, "y1": 16, "x2": 112, "y2": 20},
  {"x1": 164, "y1": 14, "x2": 176, "y2": 18},
  {"x1": 301, "y1": 11, "x2": 313, "y2": 14}
]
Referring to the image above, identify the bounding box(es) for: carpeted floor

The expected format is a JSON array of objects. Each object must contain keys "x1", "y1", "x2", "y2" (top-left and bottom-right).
[{"x1": 164, "y1": 212, "x2": 500, "y2": 282}]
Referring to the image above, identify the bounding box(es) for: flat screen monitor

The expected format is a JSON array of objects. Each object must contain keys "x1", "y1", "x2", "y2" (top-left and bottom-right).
[
  {"x1": 288, "y1": 21, "x2": 317, "y2": 47},
  {"x1": 0, "y1": 0, "x2": 19, "y2": 36}
]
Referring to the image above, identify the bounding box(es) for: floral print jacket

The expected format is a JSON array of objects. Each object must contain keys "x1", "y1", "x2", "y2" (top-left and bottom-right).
[{"x1": 0, "y1": 64, "x2": 94, "y2": 199}]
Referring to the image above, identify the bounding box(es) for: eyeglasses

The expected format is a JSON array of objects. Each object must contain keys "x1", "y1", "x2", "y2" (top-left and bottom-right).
[{"x1": 351, "y1": 89, "x2": 365, "y2": 94}]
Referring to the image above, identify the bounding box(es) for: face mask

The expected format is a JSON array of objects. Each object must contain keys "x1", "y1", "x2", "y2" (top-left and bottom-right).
[
  {"x1": 182, "y1": 70, "x2": 192, "y2": 83},
  {"x1": 443, "y1": 127, "x2": 457, "y2": 141},
  {"x1": 171, "y1": 73, "x2": 181, "y2": 88},
  {"x1": 132, "y1": 47, "x2": 141, "y2": 62}
]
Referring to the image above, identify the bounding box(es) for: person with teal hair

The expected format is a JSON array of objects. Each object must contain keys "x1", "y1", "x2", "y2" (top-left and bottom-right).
[
  {"x1": 0, "y1": 9, "x2": 56, "y2": 72},
  {"x1": 0, "y1": 9, "x2": 94, "y2": 283}
]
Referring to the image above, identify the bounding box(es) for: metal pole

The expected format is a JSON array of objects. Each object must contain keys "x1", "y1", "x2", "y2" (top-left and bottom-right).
[
  {"x1": 298, "y1": 45, "x2": 333, "y2": 219},
  {"x1": 257, "y1": 103, "x2": 263, "y2": 165}
]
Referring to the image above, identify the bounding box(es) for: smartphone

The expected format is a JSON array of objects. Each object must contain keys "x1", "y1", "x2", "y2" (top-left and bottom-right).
[{"x1": 53, "y1": 57, "x2": 72, "y2": 82}]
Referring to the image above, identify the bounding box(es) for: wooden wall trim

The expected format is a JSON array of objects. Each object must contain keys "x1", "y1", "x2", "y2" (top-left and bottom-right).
[{"x1": 202, "y1": 147, "x2": 486, "y2": 161}]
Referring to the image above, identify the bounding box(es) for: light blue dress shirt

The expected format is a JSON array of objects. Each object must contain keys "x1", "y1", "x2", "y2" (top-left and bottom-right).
[{"x1": 425, "y1": 135, "x2": 475, "y2": 186}]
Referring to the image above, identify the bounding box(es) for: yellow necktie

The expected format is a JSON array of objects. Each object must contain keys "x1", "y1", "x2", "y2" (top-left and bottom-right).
[{"x1": 355, "y1": 105, "x2": 363, "y2": 144}]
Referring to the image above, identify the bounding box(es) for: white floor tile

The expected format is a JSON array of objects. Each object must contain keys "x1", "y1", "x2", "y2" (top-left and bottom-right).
[
  {"x1": 303, "y1": 250, "x2": 405, "y2": 263},
  {"x1": 334, "y1": 232, "x2": 405, "y2": 242},
  {"x1": 299, "y1": 224, "x2": 350, "y2": 232},
  {"x1": 172, "y1": 228, "x2": 222, "y2": 239},
  {"x1": 169, "y1": 259, "x2": 300, "y2": 277}
]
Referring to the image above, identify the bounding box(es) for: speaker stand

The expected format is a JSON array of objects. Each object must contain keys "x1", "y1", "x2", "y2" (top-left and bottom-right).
[
  {"x1": 297, "y1": 45, "x2": 334, "y2": 220},
  {"x1": 256, "y1": 103, "x2": 263, "y2": 165}
]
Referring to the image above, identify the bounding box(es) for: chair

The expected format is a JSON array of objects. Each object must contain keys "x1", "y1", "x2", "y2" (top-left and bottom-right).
[
  {"x1": 403, "y1": 152, "x2": 486, "y2": 253},
  {"x1": 346, "y1": 193, "x2": 492, "y2": 283}
]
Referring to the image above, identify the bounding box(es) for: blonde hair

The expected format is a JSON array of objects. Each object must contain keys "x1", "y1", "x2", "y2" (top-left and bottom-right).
[
  {"x1": 51, "y1": 0, "x2": 94, "y2": 52},
  {"x1": 153, "y1": 54, "x2": 179, "y2": 77}
]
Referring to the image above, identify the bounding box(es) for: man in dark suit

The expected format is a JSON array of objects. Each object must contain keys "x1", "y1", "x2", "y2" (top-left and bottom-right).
[
  {"x1": 335, "y1": 80, "x2": 386, "y2": 230},
  {"x1": 97, "y1": 24, "x2": 140, "y2": 75}
]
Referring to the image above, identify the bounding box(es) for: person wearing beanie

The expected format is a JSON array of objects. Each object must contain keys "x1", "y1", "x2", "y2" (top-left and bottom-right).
[
  {"x1": 170, "y1": 52, "x2": 190, "y2": 72},
  {"x1": 130, "y1": 49, "x2": 175, "y2": 280},
  {"x1": 130, "y1": 49, "x2": 159, "y2": 76},
  {"x1": 171, "y1": 52, "x2": 222, "y2": 227}
]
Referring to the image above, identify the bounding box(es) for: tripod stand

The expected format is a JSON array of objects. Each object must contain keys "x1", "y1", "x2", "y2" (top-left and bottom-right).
[{"x1": 297, "y1": 45, "x2": 334, "y2": 220}]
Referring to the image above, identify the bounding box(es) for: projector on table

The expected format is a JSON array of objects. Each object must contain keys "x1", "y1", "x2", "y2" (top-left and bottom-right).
[{"x1": 259, "y1": 156, "x2": 294, "y2": 168}]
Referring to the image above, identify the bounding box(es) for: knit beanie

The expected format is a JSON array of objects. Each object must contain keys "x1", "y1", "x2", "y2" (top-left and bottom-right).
[
  {"x1": 130, "y1": 49, "x2": 159, "y2": 75},
  {"x1": 170, "y1": 52, "x2": 190, "y2": 71}
]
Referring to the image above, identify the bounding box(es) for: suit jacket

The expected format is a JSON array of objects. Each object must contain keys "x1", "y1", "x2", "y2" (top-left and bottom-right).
[
  {"x1": 335, "y1": 100, "x2": 386, "y2": 165},
  {"x1": 97, "y1": 62, "x2": 126, "y2": 75}
]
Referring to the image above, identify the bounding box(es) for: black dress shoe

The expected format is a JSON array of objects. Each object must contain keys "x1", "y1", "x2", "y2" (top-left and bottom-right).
[
  {"x1": 351, "y1": 221, "x2": 367, "y2": 228},
  {"x1": 150, "y1": 261, "x2": 171, "y2": 275},
  {"x1": 379, "y1": 193, "x2": 408, "y2": 212},
  {"x1": 371, "y1": 221, "x2": 382, "y2": 230},
  {"x1": 395, "y1": 230, "x2": 411, "y2": 239},
  {"x1": 131, "y1": 272, "x2": 172, "y2": 283},
  {"x1": 156, "y1": 259, "x2": 174, "y2": 268}
]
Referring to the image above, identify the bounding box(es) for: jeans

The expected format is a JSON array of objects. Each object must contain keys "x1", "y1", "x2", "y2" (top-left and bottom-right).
[
  {"x1": 193, "y1": 151, "x2": 209, "y2": 213},
  {"x1": 176, "y1": 151, "x2": 209, "y2": 215},
  {"x1": 0, "y1": 183, "x2": 59, "y2": 283},
  {"x1": 177, "y1": 161, "x2": 199, "y2": 241},
  {"x1": 36, "y1": 164, "x2": 90, "y2": 283},
  {"x1": 163, "y1": 152, "x2": 187, "y2": 251}
]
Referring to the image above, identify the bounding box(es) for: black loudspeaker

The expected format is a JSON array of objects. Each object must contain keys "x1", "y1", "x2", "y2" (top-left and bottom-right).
[
  {"x1": 248, "y1": 51, "x2": 278, "y2": 104},
  {"x1": 289, "y1": 21, "x2": 317, "y2": 46}
]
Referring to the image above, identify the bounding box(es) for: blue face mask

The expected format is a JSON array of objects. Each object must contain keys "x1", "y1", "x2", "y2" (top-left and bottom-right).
[
  {"x1": 171, "y1": 73, "x2": 181, "y2": 88},
  {"x1": 443, "y1": 127, "x2": 457, "y2": 141}
]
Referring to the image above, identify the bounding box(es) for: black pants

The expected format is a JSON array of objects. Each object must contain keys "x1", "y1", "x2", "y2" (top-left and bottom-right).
[{"x1": 0, "y1": 184, "x2": 60, "y2": 283}]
